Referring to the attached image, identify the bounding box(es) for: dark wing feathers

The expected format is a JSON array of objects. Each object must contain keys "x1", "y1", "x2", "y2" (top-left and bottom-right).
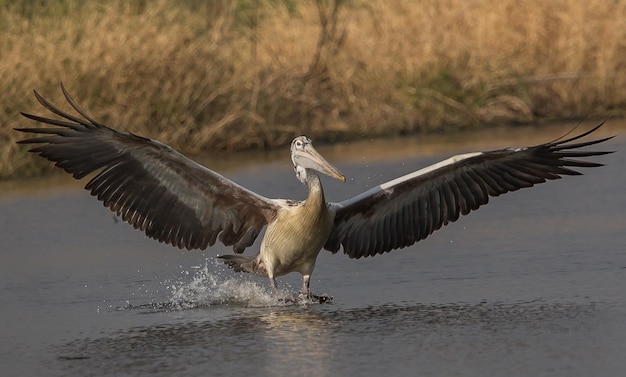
[
  {"x1": 17, "y1": 85, "x2": 279, "y2": 253},
  {"x1": 325, "y1": 123, "x2": 613, "y2": 259}
]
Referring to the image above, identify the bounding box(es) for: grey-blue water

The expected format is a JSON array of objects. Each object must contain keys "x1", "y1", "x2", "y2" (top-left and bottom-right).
[{"x1": 1, "y1": 123, "x2": 625, "y2": 376}]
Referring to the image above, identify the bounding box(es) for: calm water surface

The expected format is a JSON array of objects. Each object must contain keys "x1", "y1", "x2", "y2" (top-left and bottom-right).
[{"x1": 1, "y1": 123, "x2": 625, "y2": 376}]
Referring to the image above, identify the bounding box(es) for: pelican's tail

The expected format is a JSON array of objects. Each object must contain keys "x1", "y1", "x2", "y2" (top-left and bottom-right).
[{"x1": 218, "y1": 255, "x2": 266, "y2": 276}]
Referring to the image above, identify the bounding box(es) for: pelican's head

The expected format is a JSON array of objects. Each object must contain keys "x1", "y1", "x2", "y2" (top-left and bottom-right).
[{"x1": 290, "y1": 136, "x2": 346, "y2": 184}]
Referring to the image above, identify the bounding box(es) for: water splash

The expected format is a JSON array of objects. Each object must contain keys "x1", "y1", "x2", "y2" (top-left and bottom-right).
[
  {"x1": 162, "y1": 258, "x2": 296, "y2": 309},
  {"x1": 118, "y1": 258, "x2": 330, "y2": 312}
]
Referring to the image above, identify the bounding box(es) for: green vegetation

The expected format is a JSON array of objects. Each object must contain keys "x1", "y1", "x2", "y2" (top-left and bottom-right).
[{"x1": 2, "y1": 0, "x2": 625, "y2": 178}]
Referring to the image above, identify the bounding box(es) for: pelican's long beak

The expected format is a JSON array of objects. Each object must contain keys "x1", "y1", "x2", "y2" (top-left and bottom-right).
[{"x1": 294, "y1": 144, "x2": 346, "y2": 182}]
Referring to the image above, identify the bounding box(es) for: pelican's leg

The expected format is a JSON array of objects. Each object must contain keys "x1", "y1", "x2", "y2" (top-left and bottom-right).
[
  {"x1": 264, "y1": 257, "x2": 279, "y2": 295},
  {"x1": 269, "y1": 276, "x2": 278, "y2": 293},
  {"x1": 301, "y1": 274, "x2": 312, "y2": 298},
  {"x1": 300, "y1": 274, "x2": 332, "y2": 303}
]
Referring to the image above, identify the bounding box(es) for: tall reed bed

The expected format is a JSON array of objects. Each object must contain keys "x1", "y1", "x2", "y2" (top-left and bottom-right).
[{"x1": 2, "y1": 0, "x2": 625, "y2": 178}]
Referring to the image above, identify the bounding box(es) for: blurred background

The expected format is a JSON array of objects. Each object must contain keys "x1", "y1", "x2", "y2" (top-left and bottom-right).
[{"x1": 2, "y1": 0, "x2": 625, "y2": 178}]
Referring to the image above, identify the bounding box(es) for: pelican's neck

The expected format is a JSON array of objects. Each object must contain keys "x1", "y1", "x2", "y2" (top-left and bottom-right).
[{"x1": 304, "y1": 170, "x2": 326, "y2": 210}]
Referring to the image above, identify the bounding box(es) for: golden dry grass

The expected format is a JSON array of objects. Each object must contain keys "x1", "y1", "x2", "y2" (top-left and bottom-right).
[{"x1": 2, "y1": 0, "x2": 625, "y2": 178}]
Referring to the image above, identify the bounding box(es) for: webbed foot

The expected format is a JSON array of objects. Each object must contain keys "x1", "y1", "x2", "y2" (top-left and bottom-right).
[{"x1": 297, "y1": 292, "x2": 333, "y2": 304}]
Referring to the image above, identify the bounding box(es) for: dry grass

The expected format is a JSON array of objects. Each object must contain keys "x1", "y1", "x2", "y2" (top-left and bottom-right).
[{"x1": 2, "y1": 0, "x2": 625, "y2": 178}]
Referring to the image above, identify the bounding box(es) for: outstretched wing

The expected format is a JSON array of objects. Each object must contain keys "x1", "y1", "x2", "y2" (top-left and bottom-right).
[
  {"x1": 16, "y1": 84, "x2": 280, "y2": 253},
  {"x1": 325, "y1": 124, "x2": 614, "y2": 259}
]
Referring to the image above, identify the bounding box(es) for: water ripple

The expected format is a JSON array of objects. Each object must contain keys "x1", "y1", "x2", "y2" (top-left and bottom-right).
[{"x1": 53, "y1": 300, "x2": 602, "y2": 377}]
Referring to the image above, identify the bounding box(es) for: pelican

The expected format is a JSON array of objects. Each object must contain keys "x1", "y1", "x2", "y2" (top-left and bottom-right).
[{"x1": 16, "y1": 85, "x2": 614, "y2": 301}]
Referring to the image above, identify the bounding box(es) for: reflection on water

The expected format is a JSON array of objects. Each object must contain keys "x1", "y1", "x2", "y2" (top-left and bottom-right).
[
  {"x1": 258, "y1": 310, "x2": 335, "y2": 377},
  {"x1": 54, "y1": 300, "x2": 598, "y2": 377},
  {"x1": 55, "y1": 307, "x2": 336, "y2": 376}
]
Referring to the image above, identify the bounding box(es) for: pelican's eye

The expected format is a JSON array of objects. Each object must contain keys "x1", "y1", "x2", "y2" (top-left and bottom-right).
[{"x1": 295, "y1": 139, "x2": 304, "y2": 149}]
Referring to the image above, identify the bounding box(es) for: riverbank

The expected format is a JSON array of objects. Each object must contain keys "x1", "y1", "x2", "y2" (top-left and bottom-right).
[{"x1": 2, "y1": 0, "x2": 625, "y2": 179}]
